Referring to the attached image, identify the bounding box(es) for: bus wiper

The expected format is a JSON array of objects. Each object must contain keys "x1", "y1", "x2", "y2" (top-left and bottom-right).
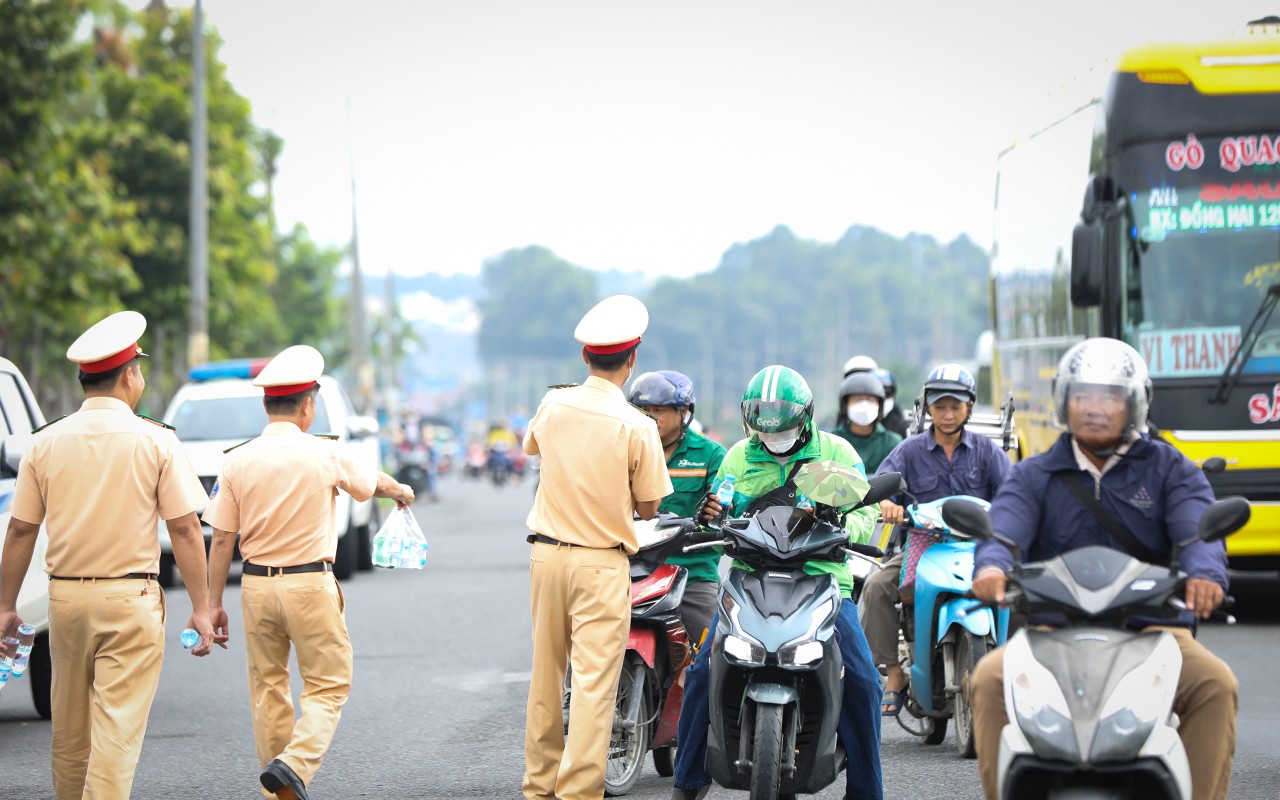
[{"x1": 1210, "y1": 281, "x2": 1280, "y2": 404}]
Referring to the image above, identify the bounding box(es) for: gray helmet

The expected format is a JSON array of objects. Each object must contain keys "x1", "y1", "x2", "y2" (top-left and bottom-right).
[{"x1": 836, "y1": 372, "x2": 886, "y2": 425}]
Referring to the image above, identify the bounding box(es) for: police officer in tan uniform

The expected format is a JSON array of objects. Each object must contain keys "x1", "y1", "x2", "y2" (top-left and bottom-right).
[
  {"x1": 522, "y1": 295, "x2": 673, "y2": 800},
  {"x1": 0, "y1": 310, "x2": 214, "y2": 800},
  {"x1": 202, "y1": 345, "x2": 414, "y2": 800}
]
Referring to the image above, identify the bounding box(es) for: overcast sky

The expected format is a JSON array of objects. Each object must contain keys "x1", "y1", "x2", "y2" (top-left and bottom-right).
[{"x1": 198, "y1": 1, "x2": 1271, "y2": 278}]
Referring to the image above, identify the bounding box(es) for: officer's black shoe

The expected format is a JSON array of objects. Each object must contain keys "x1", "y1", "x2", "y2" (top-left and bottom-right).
[
  {"x1": 260, "y1": 759, "x2": 310, "y2": 800},
  {"x1": 670, "y1": 786, "x2": 710, "y2": 800}
]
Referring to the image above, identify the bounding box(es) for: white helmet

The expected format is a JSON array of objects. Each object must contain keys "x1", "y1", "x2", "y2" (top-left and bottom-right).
[
  {"x1": 841, "y1": 354, "x2": 878, "y2": 378},
  {"x1": 1052, "y1": 338, "x2": 1151, "y2": 434}
]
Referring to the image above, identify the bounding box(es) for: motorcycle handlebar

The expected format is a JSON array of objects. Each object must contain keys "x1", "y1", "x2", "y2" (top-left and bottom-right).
[{"x1": 844, "y1": 542, "x2": 884, "y2": 559}]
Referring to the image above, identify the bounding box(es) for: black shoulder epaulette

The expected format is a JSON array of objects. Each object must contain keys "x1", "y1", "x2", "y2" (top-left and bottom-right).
[
  {"x1": 31, "y1": 415, "x2": 67, "y2": 433},
  {"x1": 548, "y1": 383, "x2": 578, "y2": 390},
  {"x1": 223, "y1": 438, "x2": 255, "y2": 454},
  {"x1": 630, "y1": 403, "x2": 657, "y2": 421},
  {"x1": 137, "y1": 413, "x2": 175, "y2": 431},
  {"x1": 313, "y1": 433, "x2": 340, "y2": 441}
]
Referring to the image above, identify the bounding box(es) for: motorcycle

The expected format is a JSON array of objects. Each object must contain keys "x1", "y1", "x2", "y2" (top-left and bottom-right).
[
  {"x1": 580, "y1": 514, "x2": 701, "y2": 796},
  {"x1": 692, "y1": 466, "x2": 900, "y2": 799},
  {"x1": 893, "y1": 494, "x2": 1010, "y2": 757},
  {"x1": 940, "y1": 495, "x2": 1251, "y2": 800}
]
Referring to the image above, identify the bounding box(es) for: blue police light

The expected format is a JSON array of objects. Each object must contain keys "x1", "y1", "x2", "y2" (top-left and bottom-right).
[{"x1": 189, "y1": 359, "x2": 269, "y2": 382}]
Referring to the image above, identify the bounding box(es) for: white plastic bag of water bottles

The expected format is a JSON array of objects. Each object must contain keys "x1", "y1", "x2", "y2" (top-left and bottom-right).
[{"x1": 371, "y1": 506, "x2": 428, "y2": 569}]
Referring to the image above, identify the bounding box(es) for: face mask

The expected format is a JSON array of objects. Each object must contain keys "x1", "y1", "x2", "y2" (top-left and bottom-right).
[
  {"x1": 847, "y1": 400, "x2": 879, "y2": 427},
  {"x1": 882, "y1": 397, "x2": 895, "y2": 415},
  {"x1": 762, "y1": 436, "x2": 798, "y2": 454}
]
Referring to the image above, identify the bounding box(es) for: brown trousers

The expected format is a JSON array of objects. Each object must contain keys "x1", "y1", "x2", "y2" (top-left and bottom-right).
[
  {"x1": 858, "y1": 551, "x2": 905, "y2": 671},
  {"x1": 523, "y1": 542, "x2": 630, "y2": 800},
  {"x1": 972, "y1": 626, "x2": 1238, "y2": 800},
  {"x1": 241, "y1": 571, "x2": 353, "y2": 793},
  {"x1": 48, "y1": 577, "x2": 165, "y2": 800}
]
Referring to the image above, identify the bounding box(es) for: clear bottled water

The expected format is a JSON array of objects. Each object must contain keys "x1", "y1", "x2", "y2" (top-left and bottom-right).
[
  {"x1": 9, "y1": 624, "x2": 35, "y2": 678},
  {"x1": 372, "y1": 507, "x2": 428, "y2": 569},
  {"x1": 372, "y1": 529, "x2": 403, "y2": 568},
  {"x1": 715, "y1": 475, "x2": 736, "y2": 507},
  {"x1": 180, "y1": 628, "x2": 200, "y2": 649},
  {"x1": 0, "y1": 663, "x2": 10, "y2": 695}
]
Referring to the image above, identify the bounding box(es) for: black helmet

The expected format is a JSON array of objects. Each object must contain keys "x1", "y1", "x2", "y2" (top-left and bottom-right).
[
  {"x1": 836, "y1": 372, "x2": 886, "y2": 426},
  {"x1": 627, "y1": 370, "x2": 696, "y2": 428},
  {"x1": 923, "y1": 364, "x2": 976, "y2": 406}
]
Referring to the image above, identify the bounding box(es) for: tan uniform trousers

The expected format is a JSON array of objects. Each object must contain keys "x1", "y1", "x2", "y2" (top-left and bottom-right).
[
  {"x1": 47, "y1": 577, "x2": 165, "y2": 800},
  {"x1": 972, "y1": 625, "x2": 1238, "y2": 800},
  {"x1": 524, "y1": 541, "x2": 630, "y2": 800},
  {"x1": 241, "y1": 571, "x2": 353, "y2": 793}
]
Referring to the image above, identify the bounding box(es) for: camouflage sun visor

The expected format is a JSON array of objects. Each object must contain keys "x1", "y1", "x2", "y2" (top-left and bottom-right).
[{"x1": 793, "y1": 460, "x2": 870, "y2": 508}]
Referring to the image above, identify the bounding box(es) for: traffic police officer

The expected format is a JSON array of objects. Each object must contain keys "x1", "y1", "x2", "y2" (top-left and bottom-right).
[
  {"x1": 0, "y1": 310, "x2": 214, "y2": 800},
  {"x1": 202, "y1": 345, "x2": 414, "y2": 800},
  {"x1": 522, "y1": 295, "x2": 673, "y2": 800}
]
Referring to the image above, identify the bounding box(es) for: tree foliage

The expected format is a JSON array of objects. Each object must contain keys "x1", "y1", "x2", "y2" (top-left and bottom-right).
[{"x1": 0, "y1": 1, "x2": 349, "y2": 414}]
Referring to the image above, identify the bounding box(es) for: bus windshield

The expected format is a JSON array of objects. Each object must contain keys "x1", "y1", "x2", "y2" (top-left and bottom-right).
[{"x1": 1121, "y1": 136, "x2": 1280, "y2": 380}]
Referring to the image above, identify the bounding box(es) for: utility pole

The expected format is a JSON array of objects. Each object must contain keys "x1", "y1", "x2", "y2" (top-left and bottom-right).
[
  {"x1": 382, "y1": 268, "x2": 398, "y2": 417},
  {"x1": 187, "y1": 0, "x2": 208, "y2": 368},
  {"x1": 346, "y1": 100, "x2": 371, "y2": 413}
]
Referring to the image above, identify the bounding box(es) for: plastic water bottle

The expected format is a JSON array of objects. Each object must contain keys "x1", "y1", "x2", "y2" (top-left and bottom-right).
[
  {"x1": 373, "y1": 532, "x2": 402, "y2": 568},
  {"x1": 9, "y1": 624, "x2": 35, "y2": 678},
  {"x1": 180, "y1": 628, "x2": 200, "y2": 649},
  {"x1": 797, "y1": 492, "x2": 813, "y2": 511},
  {"x1": 714, "y1": 475, "x2": 736, "y2": 520},
  {"x1": 0, "y1": 662, "x2": 11, "y2": 695}
]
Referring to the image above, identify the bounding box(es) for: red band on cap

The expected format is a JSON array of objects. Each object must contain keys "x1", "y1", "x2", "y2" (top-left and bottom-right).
[
  {"x1": 263, "y1": 381, "x2": 318, "y2": 397},
  {"x1": 80, "y1": 344, "x2": 141, "y2": 374},
  {"x1": 584, "y1": 337, "x2": 641, "y2": 355}
]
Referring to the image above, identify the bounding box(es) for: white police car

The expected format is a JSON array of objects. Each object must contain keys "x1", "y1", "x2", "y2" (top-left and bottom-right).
[
  {"x1": 156, "y1": 360, "x2": 382, "y2": 585},
  {"x1": 0, "y1": 356, "x2": 52, "y2": 718}
]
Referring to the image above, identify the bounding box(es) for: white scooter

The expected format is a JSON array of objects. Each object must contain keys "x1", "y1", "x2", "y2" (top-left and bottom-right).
[{"x1": 940, "y1": 496, "x2": 1249, "y2": 800}]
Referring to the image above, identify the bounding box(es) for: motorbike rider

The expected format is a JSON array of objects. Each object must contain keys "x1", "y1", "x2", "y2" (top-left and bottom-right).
[
  {"x1": 862, "y1": 363, "x2": 1011, "y2": 716},
  {"x1": 831, "y1": 370, "x2": 902, "y2": 474},
  {"x1": 671, "y1": 365, "x2": 884, "y2": 800},
  {"x1": 873, "y1": 367, "x2": 910, "y2": 438},
  {"x1": 626, "y1": 370, "x2": 727, "y2": 647},
  {"x1": 970, "y1": 338, "x2": 1236, "y2": 800}
]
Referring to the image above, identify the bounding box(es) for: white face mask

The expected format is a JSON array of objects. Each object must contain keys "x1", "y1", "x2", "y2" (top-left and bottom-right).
[
  {"x1": 847, "y1": 400, "x2": 879, "y2": 427},
  {"x1": 882, "y1": 397, "x2": 895, "y2": 415},
  {"x1": 762, "y1": 436, "x2": 798, "y2": 454}
]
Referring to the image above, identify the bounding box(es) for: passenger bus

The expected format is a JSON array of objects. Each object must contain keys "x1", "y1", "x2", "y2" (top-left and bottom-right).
[{"x1": 990, "y1": 18, "x2": 1280, "y2": 568}]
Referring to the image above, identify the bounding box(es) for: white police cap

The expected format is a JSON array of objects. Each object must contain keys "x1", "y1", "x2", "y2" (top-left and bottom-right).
[
  {"x1": 574, "y1": 295, "x2": 649, "y2": 354},
  {"x1": 66, "y1": 310, "x2": 148, "y2": 374},
  {"x1": 254, "y1": 345, "x2": 324, "y2": 396}
]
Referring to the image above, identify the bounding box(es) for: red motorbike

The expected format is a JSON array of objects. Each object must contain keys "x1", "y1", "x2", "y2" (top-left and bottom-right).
[{"x1": 603, "y1": 515, "x2": 703, "y2": 796}]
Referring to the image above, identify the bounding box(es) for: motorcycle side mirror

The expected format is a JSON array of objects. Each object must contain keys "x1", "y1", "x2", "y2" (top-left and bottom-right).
[
  {"x1": 1200, "y1": 456, "x2": 1227, "y2": 475},
  {"x1": 941, "y1": 498, "x2": 1022, "y2": 564},
  {"x1": 857, "y1": 472, "x2": 903, "y2": 508},
  {"x1": 1198, "y1": 497, "x2": 1251, "y2": 543}
]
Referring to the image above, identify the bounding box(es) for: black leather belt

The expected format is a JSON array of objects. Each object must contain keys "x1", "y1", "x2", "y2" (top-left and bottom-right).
[
  {"x1": 242, "y1": 561, "x2": 332, "y2": 577},
  {"x1": 50, "y1": 573, "x2": 156, "y2": 581},
  {"x1": 527, "y1": 533, "x2": 623, "y2": 551}
]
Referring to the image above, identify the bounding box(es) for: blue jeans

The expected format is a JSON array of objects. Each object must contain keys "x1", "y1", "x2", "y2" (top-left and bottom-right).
[{"x1": 673, "y1": 598, "x2": 884, "y2": 800}]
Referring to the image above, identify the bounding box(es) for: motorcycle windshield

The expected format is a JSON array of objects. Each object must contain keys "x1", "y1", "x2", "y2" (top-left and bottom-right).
[
  {"x1": 732, "y1": 506, "x2": 848, "y2": 565},
  {"x1": 1021, "y1": 546, "x2": 1180, "y2": 621}
]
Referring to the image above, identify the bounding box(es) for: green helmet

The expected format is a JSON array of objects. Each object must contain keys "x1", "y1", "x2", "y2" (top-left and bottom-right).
[{"x1": 741, "y1": 365, "x2": 814, "y2": 453}]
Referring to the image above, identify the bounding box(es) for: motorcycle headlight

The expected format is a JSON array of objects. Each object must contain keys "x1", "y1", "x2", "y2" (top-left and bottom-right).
[
  {"x1": 777, "y1": 598, "x2": 836, "y2": 667},
  {"x1": 1091, "y1": 635, "x2": 1181, "y2": 763},
  {"x1": 1010, "y1": 659, "x2": 1080, "y2": 762},
  {"x1": 723, "y1": 634, "x2": 767, "y2": 665}
]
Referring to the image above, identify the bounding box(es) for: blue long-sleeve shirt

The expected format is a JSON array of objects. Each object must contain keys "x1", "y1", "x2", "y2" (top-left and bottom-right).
[
  {"x1": 875, "y1": 427, "x2": 1012, "y2": 504},
  {"x1": 975, "y1": 433, "x2": 1227, "y2": 591}
]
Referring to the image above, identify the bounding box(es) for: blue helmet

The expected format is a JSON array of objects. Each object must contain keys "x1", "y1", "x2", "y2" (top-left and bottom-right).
[
  {"x1": 872, "y1": 367, "x2": 897, "y2": 400},
  {"x1": 628, "y1": 371, "x2": 696, "y2": 425},
  {"x1": 923, "y1": 364, "x2": 976, "y2": 406}
]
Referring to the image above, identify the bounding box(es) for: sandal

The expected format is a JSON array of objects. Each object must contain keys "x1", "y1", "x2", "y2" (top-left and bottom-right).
[{"x1": 881, "y1": 688, "x2": 904, "y2": 717}]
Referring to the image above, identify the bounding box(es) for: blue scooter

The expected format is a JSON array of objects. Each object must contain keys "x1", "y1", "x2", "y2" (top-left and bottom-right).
[{"x1": 894, "y1": 495, "x2": 1009, "y2": 758}]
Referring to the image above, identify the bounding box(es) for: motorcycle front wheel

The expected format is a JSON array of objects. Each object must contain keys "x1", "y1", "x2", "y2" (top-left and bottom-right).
[
  {"x1": 604, "y1": 660, "x2": 651, "y2": 796},
  {"x1": 750, "y1": 702, "x2": 785, "y2": 800},
  {"x1": 954, "y1": 631, "x2": 988, "y2": 758}
]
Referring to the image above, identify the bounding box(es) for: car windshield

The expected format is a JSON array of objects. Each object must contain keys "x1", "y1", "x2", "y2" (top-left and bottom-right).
[{"x1": 170, "y1": 395, "x2": 331, "y2": 441}]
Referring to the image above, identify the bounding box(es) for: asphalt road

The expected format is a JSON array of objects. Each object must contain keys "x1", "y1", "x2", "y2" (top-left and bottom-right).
[{"x1": 2, "y1": 475, "x2": 1279, "y2": 799}]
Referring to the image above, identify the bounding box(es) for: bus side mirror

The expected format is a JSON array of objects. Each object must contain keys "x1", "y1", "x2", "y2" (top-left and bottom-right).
[{"x1": 1071, "y1": 219, "x2": 1104, "y2": 307}]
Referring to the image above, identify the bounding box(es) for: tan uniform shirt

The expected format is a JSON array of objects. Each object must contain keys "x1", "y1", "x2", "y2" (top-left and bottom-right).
[
  {"x1": 524, "y1": 376, "x2": 672, "y2": 553},
  {"x1": 10, "y1": 396, "x2": 207, "y2": 577},
  {"x1": 202, "y1": 421, "x2": 378, "y2": 566}
]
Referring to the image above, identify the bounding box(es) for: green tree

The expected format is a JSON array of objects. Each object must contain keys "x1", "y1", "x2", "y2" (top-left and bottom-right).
[{"x1": 478, "y1": 245, "x2": 598, "y2": 362}]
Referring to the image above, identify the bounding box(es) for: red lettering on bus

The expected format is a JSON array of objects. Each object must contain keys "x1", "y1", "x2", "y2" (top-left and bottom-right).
[
  {"x1": 1249, "y1": 384, "x2": 1280, "y2": 424},
  {"x1": 1259, "y1": 136, "x2": 1278, "y2": 165}
]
